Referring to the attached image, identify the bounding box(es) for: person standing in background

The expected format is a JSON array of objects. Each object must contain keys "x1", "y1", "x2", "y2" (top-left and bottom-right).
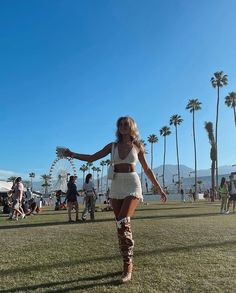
[
  {"x1": 82, "y1": 173, "x2": 96, "y2": 222},
  {"x1": 180, "y1": 188, "x2": 185, "y2": 202},
  {"x1": 65, "y1": 176, "x2": 79, "y2": 223},
  {"x1": 12, "y1": 177, "x2": 25, "y2": 220},
  {"x1": 219, "y1": 177, "x2": 229, "y2": 214},
  {"x1": 226, "y1": 174, "x2": 236, "y2": 213}
]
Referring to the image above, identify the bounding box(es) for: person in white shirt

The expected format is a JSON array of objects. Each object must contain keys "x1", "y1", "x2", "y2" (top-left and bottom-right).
[
  {"x1": 26, "y1": 188, "x2": 32, "y2": 200},
  {"x1": 12, "y1": 177, "x2": 25, "y2": 220},
  {"x1": 82, "y1": 173, "x2": 96, "y2": 221}
]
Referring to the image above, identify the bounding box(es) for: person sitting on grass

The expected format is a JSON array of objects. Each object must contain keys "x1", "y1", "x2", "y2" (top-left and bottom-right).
[{"x1": 26, "y1": 198, "x2": 38, "y2": 215}]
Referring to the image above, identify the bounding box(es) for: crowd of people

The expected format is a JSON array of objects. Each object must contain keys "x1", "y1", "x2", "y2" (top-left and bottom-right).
[{"x1": 2, "y1": 177, "x2": 40, "y2": 221}]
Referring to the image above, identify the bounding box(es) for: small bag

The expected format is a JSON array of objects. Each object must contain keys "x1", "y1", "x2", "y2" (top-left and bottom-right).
[{"x1": 107, "y1": 143, "x2": 115, "y2": 180}]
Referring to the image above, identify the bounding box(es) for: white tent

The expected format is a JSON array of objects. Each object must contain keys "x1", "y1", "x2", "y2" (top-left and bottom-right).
[{"x1": 0, "y1": 181, "x2": 12, "y2": 192}]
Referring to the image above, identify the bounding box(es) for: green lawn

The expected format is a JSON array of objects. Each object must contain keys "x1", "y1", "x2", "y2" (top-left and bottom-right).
[{"x1": 0, "y1": 201, "x2": 235, "y2": 293}]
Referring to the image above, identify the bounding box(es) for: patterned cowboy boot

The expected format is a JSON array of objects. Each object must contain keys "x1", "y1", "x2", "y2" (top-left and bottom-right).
[{"x1": 116, "y1": 217, "x2": 134, "y2": 283}]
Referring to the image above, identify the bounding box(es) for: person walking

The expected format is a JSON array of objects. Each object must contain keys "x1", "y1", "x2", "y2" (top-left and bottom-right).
[
  {"x1": 219, "y1": 177, "x2": 229, "y2": 214},
  {"x1": 56, "y1": 116, "x2": 167, "y2": 283},
  {"x1": 226, "y1": 174, "x2": 236, "y2": 213},
  {"x1": 180, "y1": 188, "x2": 185, "y2": 203},
  {"x1": 12, "y1": 177, "x2": 25, "y2": 220},
  {"x1": 82, "y1": 173, "x2": 97, "y2": 221},
  {"x1": 65, "y1": 176, "x2": 79, "y2": 223}
]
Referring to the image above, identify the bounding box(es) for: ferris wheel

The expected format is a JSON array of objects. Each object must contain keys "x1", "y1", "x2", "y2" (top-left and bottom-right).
[{"x1": 49, "y1": 157, "x2": 77, "y2": 193}]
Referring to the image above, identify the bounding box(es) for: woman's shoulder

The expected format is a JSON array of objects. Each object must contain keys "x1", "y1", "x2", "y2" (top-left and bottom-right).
[
  {"x1": 133, "y1": 141, "x2": 143, "y2": 154},
  {"x1": 103, "y1": 142, "x2": 116, "y2": 151}
]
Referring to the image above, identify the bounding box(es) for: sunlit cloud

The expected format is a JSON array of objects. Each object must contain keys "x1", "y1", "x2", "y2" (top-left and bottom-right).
[{"x1": 0, "y1": 170, "x2": 27, "y2": 181}]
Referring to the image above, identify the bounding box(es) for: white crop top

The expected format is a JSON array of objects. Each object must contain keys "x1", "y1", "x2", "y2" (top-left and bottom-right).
[{"x1": 113, "y1": 145, "x2": 139, "y2": 165}]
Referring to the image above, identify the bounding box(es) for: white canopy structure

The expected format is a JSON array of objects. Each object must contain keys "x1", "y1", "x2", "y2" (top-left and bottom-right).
[{"x1": 0, "y1": 181, "x2": 12, "y2": 192}]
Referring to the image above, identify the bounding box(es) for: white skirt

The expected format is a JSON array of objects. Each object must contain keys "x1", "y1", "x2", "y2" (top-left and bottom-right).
[{"x1": 110, "y1": 172, "x2": 143, "y2": 200}]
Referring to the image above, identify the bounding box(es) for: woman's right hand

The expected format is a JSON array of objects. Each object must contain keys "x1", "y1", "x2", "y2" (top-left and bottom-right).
[
  {"x1": 56, "y1": 147, "x2": 73, "y2": 158},
  {"x1": 159, "y1": 189, "x2": 167, "y2": 203}
]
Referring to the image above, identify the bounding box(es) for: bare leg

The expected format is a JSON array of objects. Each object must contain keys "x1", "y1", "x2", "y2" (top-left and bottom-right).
[
  {"x1": 111, "y1": 196, "x2": 139, "y2": 220},
  {"x1": 74, "y1": 202, "x2": 79, "y2": 221},
  {"x1": 67, "y1": 202, "x2": 73, "y2": 221}
]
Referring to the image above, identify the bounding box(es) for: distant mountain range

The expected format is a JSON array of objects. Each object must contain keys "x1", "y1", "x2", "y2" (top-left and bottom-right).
[
  {"x1": 27, "y1": 164, "x2": 236, "y2": 193},
  {"x1": 148, "y1": 164, "x2": 236, "y2": 182}
]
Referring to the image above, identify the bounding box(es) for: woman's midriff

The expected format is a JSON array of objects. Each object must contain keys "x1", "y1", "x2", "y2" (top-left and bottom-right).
[{"x1": 114, "y1": 163, "x2": 135, "y2": 173}]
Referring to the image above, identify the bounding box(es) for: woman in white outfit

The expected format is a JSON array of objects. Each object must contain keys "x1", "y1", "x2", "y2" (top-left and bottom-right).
[{"x1": 57, "y1": 116, "x2": 167, "y2": 283}]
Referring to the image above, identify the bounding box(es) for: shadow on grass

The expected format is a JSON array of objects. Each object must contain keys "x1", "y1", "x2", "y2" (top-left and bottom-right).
[
  {"x1": 38, "y1": 212, "x2": 69, "y2": 216},
  {"x1": 137, "y1": 205, "x2": 204, "y2": 212},
  {"x1": 1, "y1": 239, "x2": 235, "y2": 278},
  {"x1": 0, "y1": 217, "x2": 114, "y2": 230},
  {"x1": 0, "y1": 210, "x2": 224, "y2": 230},
  {"x1": 133, "y1": 211, "x2": 221, "y2": 221},
  {"x1": 0, "y1": 271, "x2": 122, "y2": 293}
]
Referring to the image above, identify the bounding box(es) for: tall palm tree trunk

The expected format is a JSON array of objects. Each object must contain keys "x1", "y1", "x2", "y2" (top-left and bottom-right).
[
  {"x1": 233, "y1": 105, "x2": 236, "y2": 127},
  {"x1": 106, "y1": 165, "x2": 109, "y2": 191},
  {"x1": 215, "y1": 86, "x2": 220, "y2": 194},
  {"x1": 101, "y1": 166, "x2": 104, "y2": 193},
  {"x1": 175, "y1": 125, "x2": 180, "y2": 193},
  {"x1": 211, "y1": 160, "x2": 215, "y2": 202},
  {"x1": 193, "y1": 110, "x2": 197, "y2": 199},
  {"x1": 151, "y1": 143, "x2": 153, "y2": 170},
  {"x1": 162, "y1": 137, "x2": 166, "y2": 188}
]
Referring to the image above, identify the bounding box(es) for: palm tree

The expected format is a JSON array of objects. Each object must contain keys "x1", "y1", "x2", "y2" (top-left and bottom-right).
[
  {"x1": 140, "y1": 139, "x2": 147, "y2": 190},
  {"x1": 225, "y1": 91, "x2": 236, "y2": 127},
  {"x1": 86, "y1": 162, "x2": 93, "y2": 173},
  {"x1": 197, "y1": 180, "x2": 203, "y2": 193},
  {"x1": 100, "y1": 160, "x2": 106, "y2": 193},
  {"x1": 186, "y1": 99, "x2": 202, "y2": 198},
  {"x1": 29, "y1": 172, "x2": 35, "y2": 191},
  {"x1": 170, "y1": 114, "x2": 183, "y2": 193},
  {"x1": 160, "y1": 126, "x2": 171, "y2": 188},
  {"x1": 41, "y1": 174, "x2": 51, "y2": 195},
  {"x1": 147, "y1": 134, "x2": 158, "y2": 170},
  {"x1": 7, "y1": 176, "x2": 17, "y2": 184},
  {"x1": 204, "y1": 121, "x2": 216, "y2": 201},
  {"x1": 80, "y1": 164, "x2": 88, "y2": 183},
  {"x1": 211, "y1": 71, "x2": 228, "y2": 190},
  {"x1": 96, "y1": 167, "x2": 101, "y2": 192},
  {"x1": 105, "y1": 159, "x2": 111, "y2": 191}
]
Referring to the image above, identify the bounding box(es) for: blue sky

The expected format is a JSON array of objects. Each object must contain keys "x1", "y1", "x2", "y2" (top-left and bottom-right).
[{"x1": 1, "y1": 0, "x2": 236, "y2": 181}]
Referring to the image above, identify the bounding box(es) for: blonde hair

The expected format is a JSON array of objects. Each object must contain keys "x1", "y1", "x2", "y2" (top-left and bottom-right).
[{"x1": 115, "y1": 116, "x2": 144, "y2": 151}]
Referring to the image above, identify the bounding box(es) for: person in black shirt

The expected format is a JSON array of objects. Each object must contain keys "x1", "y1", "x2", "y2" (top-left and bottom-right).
[{"x1": 65, "y1": 176, "x2": 79, "y2": 222}]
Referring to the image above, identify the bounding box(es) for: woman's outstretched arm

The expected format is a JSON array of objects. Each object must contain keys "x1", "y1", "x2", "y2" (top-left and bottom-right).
[{"x1": 57, "y1": 143, "x2": 112, "y2": 163}]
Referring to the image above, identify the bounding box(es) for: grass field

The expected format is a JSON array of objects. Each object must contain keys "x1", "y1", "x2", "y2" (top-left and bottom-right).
[{"x1": 0, "y1": 201, "x2": 235, "y2": 293}]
